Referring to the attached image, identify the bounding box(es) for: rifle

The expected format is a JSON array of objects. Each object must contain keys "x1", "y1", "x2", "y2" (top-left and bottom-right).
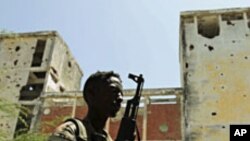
[{"x1": 116, "y1": 73, "x2": 144, "y2": 141}]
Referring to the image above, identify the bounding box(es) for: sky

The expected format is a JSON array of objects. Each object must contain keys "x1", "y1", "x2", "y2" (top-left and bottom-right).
[{"x1": 1, "y1": 0, "x2": 250, "y2": 89}]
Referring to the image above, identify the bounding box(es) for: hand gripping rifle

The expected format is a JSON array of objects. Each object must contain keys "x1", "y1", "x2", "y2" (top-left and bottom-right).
[{"x1": 116, "y1": 73, "x2": 144, "y2": 141}]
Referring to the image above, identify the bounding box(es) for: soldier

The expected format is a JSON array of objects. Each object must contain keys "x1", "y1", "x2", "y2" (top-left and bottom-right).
[{"x1": 48, "y1": 71, "x2": 123, "y2": 141}]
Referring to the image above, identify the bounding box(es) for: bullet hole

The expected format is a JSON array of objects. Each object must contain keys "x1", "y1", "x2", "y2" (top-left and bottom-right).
[
  {"x1": 243, "y1": 95, "x2": 247, "y2": 97},
  {"x1": 51, "y1": 67, "x2": 57, "y2": 74},
  {"x1": 205, "y1": 44, "x2": 214, "y2": 51},
  {"x1": 208, "y1": 45, "x2": 214, "y2": 51},
  {"x1": 16, "y1": 84, "x2": 20, "y2": 88},
  {"x1": 14, "y1": 60, "x2": 18, "y2": 66},
  {"x1": 211, "y1": 112, "x2": 217, "y2": 116},
  {"x1": 227, "y1": 20, "x2": 235, "y2": 26},
  {"x1": 6, "y1": 76, "x2": 11, "y2": 79},
  {"x1": 246, "y1": 34, "x2": 249, "y2": 37},
  {"x1": 232, "y1": 40, "x2": 236, "y2": 43},
  {"x1": 221, "y1": 86, "x2": 225, "y2": 89},
  {"x1": 220, "y1": 73, "x2": 224, "y2": 76},
  {"x1": 222, "y1": 126, "x2": 226, "y2": 129},
  {"x1": 189, "y1": 44, "x2": 194, "y2": 51},
  {"x1": 245, "y1": 56, "x2": 248, "y2": 60},
  {"x1": 3, "y1": 63, "x2": 6, "y2": 66},
  {"x1": 15, "y1": 46, "x2": 20, "y2": 52},
  {"x1": 185, "y1": 63, "x2": 189, "y2": 68},
  {"x1": 6, "y1": 123, "x2": 10, "y2": 128},
  {"x1": 31, "y1": 46, "x2": 35, "y2": 49},
  {"x1": 60, "y1": 86, "x2": 65, "y2": 92},
  {"x1": 68, "y1": 61, "x2": 72, "y2": 68},
  {"x1": 230, "y1": 54, "x2": 234, "y2": 57}
]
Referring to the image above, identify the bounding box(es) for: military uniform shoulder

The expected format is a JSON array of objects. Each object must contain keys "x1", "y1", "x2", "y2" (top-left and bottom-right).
[{"x1": 48, "y1": 118, "x2": 87, "y2": 141}]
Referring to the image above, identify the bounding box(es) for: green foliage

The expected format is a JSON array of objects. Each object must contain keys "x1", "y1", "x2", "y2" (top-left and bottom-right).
[
  {"x1": 0, "y1": 129, "x2": 9, "y2": 141},
  {"x1": 0, "y1": 98, "x2": 18, "y2": 140},
  {"x1": 13, "y1": 132, "x2": 48, "y2": 141},
  {"x1": 0, "y1": 98, "x2": 18, "y2": 117},
  {"x1": 0, "y1": 98, "x2": 74, "y2": 141},
  {"x1": 0, "y1": 98, "x2": 49, "y2": 141}
]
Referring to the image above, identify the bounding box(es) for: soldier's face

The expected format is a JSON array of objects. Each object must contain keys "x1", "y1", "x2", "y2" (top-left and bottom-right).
[{"x1": 97, "y1": 76, "x2": 123, "y2": 117}]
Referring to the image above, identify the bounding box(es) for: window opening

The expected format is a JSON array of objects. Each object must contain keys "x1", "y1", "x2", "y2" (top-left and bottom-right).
[
  {"x1": 33, "y1": 72, "x2": 46, "y2": 79},
  {"x1": 197, "y1": 15, "x2": 220, "y2": 39},
  {"x1": 31, "y1": 40, "x2": 46, "y2": 67},
  {"x1": 19, "y1": 83, "x2": 44, "y2": 100}
]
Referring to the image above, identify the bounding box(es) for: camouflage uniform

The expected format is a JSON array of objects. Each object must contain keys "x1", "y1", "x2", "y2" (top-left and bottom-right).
[{"x1": 48, "y1": 118, "x2": 113, "y2": 141}]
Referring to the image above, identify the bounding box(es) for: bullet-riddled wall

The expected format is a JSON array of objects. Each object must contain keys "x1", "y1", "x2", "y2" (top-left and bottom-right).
[
  {"x1": 180, "y1": 8, "x2": 250, "y2": 140},
  {"x1": 0, "y1": 31, "x2": 83, "y2": 139}
]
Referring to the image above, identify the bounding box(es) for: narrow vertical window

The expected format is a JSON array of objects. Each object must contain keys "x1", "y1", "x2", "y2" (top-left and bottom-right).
[{"x1": 31, "y1": 39, "x2": 46, "y2": 67}]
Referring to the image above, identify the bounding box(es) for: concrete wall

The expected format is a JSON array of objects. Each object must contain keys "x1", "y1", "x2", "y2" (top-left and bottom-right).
[
  {"x1": 47, "y1": 37, "x2": 82, "y2": 92},
  {"x1": 180, "y1": 7, "x2": 250, "y2": 141},
  {"x1": 0, "y1": 31, "x2": 83, "y2": 139}
]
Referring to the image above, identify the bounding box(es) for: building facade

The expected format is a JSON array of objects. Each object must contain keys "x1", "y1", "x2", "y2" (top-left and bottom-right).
[
  {"x1": 180, "y1": 7, "x2": 250, "y2": 141},
  {"x1": 0, "y1": 31, "x2": 83, "y2": 139}
]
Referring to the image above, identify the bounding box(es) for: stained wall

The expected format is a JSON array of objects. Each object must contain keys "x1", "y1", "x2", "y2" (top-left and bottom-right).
[
  {"x1": 0, "y1": 31, "x2": 83, "y2": 139},
  {"x1": 180, "y1": 7, "x2": 250, "y2": 141}
]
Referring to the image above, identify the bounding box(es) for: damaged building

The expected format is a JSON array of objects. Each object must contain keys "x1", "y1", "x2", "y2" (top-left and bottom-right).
[
  {"x1": 180, "y1": 7, "x2": 250, "y2": 141},
  {"x1": 0, "y1": 31, "x2": 83, "y2": 139}
]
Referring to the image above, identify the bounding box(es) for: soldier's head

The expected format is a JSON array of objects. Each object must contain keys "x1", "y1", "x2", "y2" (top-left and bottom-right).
[{"x1": 83, "y1": 71, "x2": 123, "y2": 117}]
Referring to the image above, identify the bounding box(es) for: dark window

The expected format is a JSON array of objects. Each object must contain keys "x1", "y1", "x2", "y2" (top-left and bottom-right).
[
  {"x1": 33, "y1": 72, "x2": 46, "y2": 79},
  {"x1": 31, "y1": 40, "x2": 46, "y2": 67},
  {"x1": 19, "y1": 84, "x2": 43, "y2": 100},
  {"x1": 197, "y1": 15, "x2": 220, "y2": 39},
  {"x1": 221, "y1": 12, "x2": 243, "y2": 21}
]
